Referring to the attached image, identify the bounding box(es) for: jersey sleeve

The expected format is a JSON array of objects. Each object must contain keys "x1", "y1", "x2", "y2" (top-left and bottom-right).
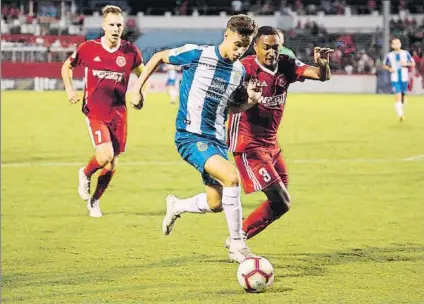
[
  {"x1": 229, "y1": 62, "x2": 249, "y2": 105},
  {"x1": 278, "y1": 55, "x2": 309, "y2": 83},
  {"x1": 131, "y1": 45, "x2": 143, "y2": 69},
  {"x1": 69, "y1": 42, "x2": 87, "y2": 67},
  {"x1": 168, "y1": 44, "x2": 203, "y2": 66},
  {"x1": 240, "y1": 65, "x2": 247, "y2": 85},
  {"x1": 384, "y1": 53, "x2": 391, "y2": 66}
]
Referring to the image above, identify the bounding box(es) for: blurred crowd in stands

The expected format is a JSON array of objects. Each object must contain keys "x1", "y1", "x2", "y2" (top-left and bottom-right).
[
  {"x1": 140, "y1": 0, "x2": 423, "y2": 16},
  {"x1": 277, "y1": 0, "x2": 423, "y2": 16},
  {"x1": 1, "y1": 2, "x2": 85, "y2": 35},
  {"x1": 1, "y1": 0, "x2": 423, "y2": 77},
  {"x1": 284, "y1": 17, "x2": 424, "y2": 75}
]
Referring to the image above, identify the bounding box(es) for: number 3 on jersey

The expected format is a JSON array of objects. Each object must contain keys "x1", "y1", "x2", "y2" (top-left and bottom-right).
[{"x1": 258, "y1": 167, "x2": 271, "y2": 182}]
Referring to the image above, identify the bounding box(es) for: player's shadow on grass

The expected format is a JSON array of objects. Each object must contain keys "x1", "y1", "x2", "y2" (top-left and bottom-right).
[
  {"x1": 266, "y1": 243, "x2": 424, "y2": 278},
  {"x1": 7, "y1": 244, "x2": 421, "y2": 301},
  {"x1": 210, "y1": 285, "x2": 294, "y2": 296}
]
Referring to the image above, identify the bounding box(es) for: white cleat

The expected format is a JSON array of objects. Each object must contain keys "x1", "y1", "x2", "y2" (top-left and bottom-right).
[
  {"x1": 162, "y1": 195, "x2": 180, "y2": 235},
  {"x1": 78, "y1": 167, "x2": 91, "y2": 201},
  {"x1": 228, "y1": 240, "x2": 256, "y2": 263},
  {"x1": 87, "y1": 199, "x2": 102, "y2": 218}
]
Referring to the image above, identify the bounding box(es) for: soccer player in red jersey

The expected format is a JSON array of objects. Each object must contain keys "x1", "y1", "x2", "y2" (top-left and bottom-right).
[
  {"x1": 227, "y1": 26, "x2": 332, "y2": 241},
  {"x1": 61, "y1": 5, "x2": 145, "y2": 217}
]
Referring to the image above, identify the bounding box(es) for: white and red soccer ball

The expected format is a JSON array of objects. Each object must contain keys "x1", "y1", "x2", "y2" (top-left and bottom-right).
[{"x1": 237, "y1": 256, "x2": 274, "y2": 293}]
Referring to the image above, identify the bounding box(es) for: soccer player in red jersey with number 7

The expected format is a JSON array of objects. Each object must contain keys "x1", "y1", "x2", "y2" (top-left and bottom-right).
[
  {"x1": 61, "y1": 5, "x2": 145, "y2": 217},
  {"x1": 227, "y1": 26, "x2": 333, "y2": 243}
]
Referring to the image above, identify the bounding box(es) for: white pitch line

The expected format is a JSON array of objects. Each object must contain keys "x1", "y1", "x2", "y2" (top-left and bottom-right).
[
  {"x1": 1, "y1": 157, "x2": 423, "y2": 168},
  {"x1": 402, "y1": 154, "x2": 424, "y2": 161},
  {"x1": 291, "y1": 158, "x2": 390, "y2": 164}
]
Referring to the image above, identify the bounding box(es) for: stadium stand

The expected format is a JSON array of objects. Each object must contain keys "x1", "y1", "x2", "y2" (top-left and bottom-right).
[{"x1": 1, "y1": 0, "x2": 423, "y2": 77}]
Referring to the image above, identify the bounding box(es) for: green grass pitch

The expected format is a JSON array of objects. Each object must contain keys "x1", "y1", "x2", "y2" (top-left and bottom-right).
[{"x1": 2, "y1": 91, "x2": 424, "y2": 304}]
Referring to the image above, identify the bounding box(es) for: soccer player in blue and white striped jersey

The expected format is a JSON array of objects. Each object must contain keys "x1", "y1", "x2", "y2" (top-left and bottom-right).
[
  {"x1": 383, "y1": 38, "x2": 415, "y2": 121},
  {"x1": 132, "y1": 15, "x2": 263, "y2": 263}
]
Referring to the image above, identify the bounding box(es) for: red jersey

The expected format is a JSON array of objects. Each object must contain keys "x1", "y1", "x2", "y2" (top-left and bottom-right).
[
  {"x1": 227, "y1": 55, "x2": 309, "y2": 152},
  {"x1": 70, "y1": 37, "x2": 143, "y2": 121}
]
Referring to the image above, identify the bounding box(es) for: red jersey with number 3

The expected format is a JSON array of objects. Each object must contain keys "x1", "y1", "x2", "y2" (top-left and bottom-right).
[
  {"x1": 227, "y1": 55, "x2": 309, "y2": 152},
  {"x1": 69, "y1": 37, "x2": 143, "y2": 121}
]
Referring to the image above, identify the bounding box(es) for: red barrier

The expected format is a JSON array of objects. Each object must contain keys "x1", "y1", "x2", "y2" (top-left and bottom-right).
[{"x1": 1, "y1": 61, "x2": 85, "y2": 78}]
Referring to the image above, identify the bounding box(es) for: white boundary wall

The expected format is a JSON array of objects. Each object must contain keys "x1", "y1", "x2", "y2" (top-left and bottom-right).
[{"x1": 2, "y1": 74, "x2": 423, "y2": 94}]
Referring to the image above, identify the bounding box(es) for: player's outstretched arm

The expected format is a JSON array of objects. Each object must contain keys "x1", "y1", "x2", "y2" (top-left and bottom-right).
[
  {"x1": 228, "y1": 79, "x2": 263, "y2": 113},
  {"x1": 132, "y1": 63, "x2": 145, "y2": 77},
  {"x1": 130, "y1": 50, "x2": 172, "y2": 109},
  {"x1": 61, "y1": 57, "x2": 80, "y2": 104},
  {"x1": 301, "y1": 47, "x2": 333, "y2": 82},
  {"x1": 131, "y1": 63, "x2": 150, "y2": 98}
]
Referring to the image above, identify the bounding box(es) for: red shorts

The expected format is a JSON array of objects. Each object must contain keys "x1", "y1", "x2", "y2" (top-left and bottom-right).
[
  {"x1": 234, "y1": 149, "x2": 288, "y2": 194},
  {"x1": 85, "y1": 114, "x2": 127, "y2": 154}
]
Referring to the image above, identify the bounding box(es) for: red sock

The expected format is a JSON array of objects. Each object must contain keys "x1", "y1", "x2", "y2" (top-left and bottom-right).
[
  {"x1": 83, "y1": 156, "x2": 102, "y2": 178},
  {"x1": 92, "y1": 169, "x2": 115, "y2": 200},
  {"x1": 242, "y1": 200, "x2": 278, "y2": 240}
]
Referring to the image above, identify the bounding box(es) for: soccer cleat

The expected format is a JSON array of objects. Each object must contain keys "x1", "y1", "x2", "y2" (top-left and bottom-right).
[
  {"x1": 225, "y1": 231, "x2": 247, "y2": 249},
  {"x1": 399, "y1": 116, "x2": 404, "y2": 122},
  {"x1": 87, "y1": 199, "x2": 102, "y2": 218},
  {"x1": 228, "y1": 243, "x2": 257, "y2": 263},
  {"x1": 162, "y1": 195, "x2": 180, "y2": 235},
  {"x1": 78, "y1": 167, "x2": 91, "y2": 201}
]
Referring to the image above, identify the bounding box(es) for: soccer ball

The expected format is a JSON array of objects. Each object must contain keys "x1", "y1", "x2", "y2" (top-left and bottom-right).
[{"x1": 237, "y1": 256, "x2": 274, "y2": 293}]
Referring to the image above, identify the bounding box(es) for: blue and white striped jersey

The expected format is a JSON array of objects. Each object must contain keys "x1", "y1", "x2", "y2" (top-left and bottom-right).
[
  {"x1": 384, "y1": 50, "x2": 414, "y2": 82},
  {"x1": 168, "y1": 44, "x2": 245, "y2": 143}
]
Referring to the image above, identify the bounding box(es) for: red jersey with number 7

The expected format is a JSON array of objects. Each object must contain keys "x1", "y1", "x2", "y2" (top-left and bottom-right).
[
  {"x1": 227, "y1": 54, "x2": 309, "y2": 152},
  {"x1": 69, "y1": 37, "x2": 143, "y2": 121}
]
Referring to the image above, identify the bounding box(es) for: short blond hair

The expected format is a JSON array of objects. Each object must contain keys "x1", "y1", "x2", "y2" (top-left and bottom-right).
[{"x1": 102, "y1": 5, "x2": 123, "y2": 17}]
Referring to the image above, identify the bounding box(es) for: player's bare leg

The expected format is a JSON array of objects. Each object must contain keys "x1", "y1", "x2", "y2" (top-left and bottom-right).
[
  {"x1": 394, "y1": 93, "x2": 404, "y2": 121},
  {"x1": 204, "y1": 155, "x2": 256, "y2": 263},
  {"x1": 243, "y1": 181, "x2": 291, "y2": 239},
  {"x1": 162, "y1": 185, "x2": 221, "y2": 235},
  {"x1": 86, "y1": 142, "x2": 116, "y2": 218},
  {"x1": 401, "y1": 92, "x2": 407, "y2": 104},
  {"x1": 224, "y1": 181, "x2": 291, "y2": 248},
  {"x1": 168, "y1": 86, "x2": 178, "y2": 104},
  {"x1": 400, "y1": 92, "x2": 407, "y2": 121}
]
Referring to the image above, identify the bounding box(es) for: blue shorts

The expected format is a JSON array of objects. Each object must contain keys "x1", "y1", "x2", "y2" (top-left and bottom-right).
[
  {"x1": 175, "y1": 131, "x2": 228, "y2": 186},
  {"x1": 166, "y1": 79, "x2": 176, "y2": 86},
  {"x1": 391, "y1": 81, "x2": 408, "y2": 94}
]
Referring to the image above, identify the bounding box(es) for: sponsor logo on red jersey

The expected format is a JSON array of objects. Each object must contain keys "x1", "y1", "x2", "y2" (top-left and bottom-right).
[
  {"x1": 92, "y1": 69, "x2": 123, "y2": 82},
  {"x1": 258, "y1": 93, "x2": 287, "y2": 108},
  {"x1": 116, "y1": 56, "x2": 126, "y2": 67}
]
